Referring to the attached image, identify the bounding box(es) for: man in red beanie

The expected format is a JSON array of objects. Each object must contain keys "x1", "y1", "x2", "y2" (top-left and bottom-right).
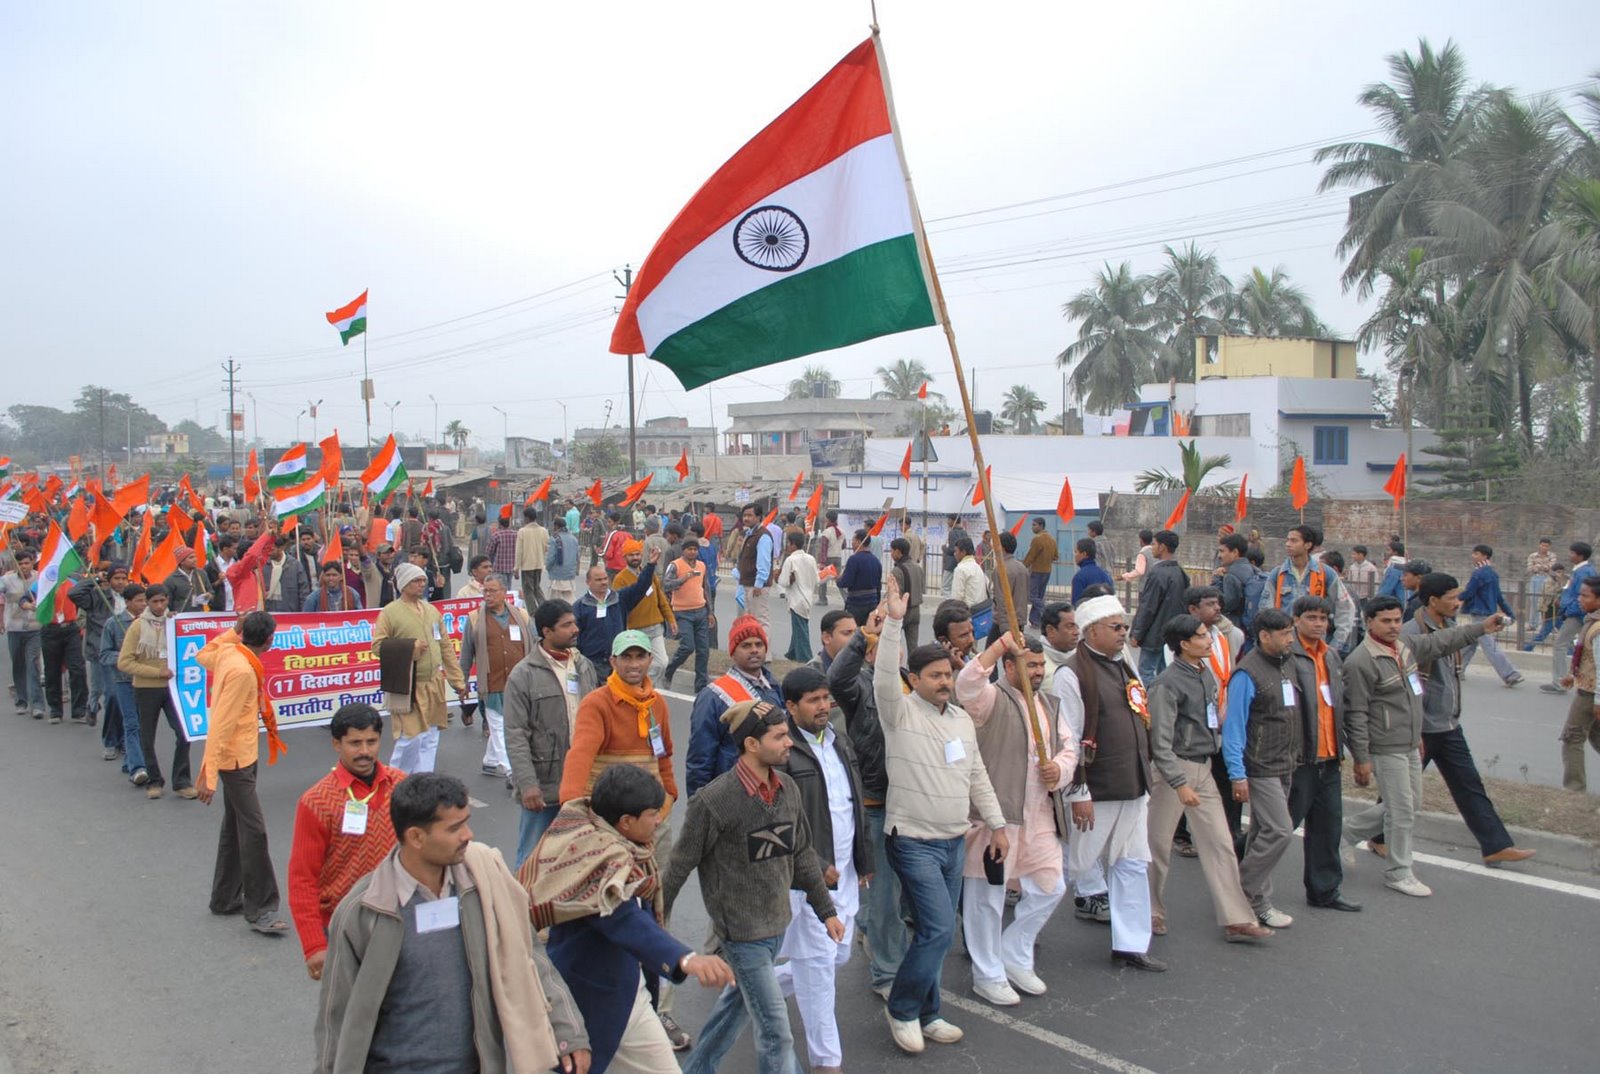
[{"x1": 685, "y1": 614, "x2": 781, "y2": 797}]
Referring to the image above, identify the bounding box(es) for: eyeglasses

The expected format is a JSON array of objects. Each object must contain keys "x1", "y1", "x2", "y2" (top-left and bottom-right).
[{"x1": 1103, "y1": 622, "x2": 1130, "y2": 632}]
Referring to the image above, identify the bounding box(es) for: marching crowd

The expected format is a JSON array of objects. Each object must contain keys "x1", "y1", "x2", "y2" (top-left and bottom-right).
[{"x1": 5, "y1": 488, "x2": 1598, "y2": 1074}]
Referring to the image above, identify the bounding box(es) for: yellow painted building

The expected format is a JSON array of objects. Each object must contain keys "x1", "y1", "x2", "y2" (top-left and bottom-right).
[{"x1": 1195, "y1": 334, "x2": 1359, "y2": 381}]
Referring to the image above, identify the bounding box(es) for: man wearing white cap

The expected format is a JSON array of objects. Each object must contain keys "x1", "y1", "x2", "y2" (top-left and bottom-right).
[
  {"x1": 1056, "y1": 594, "x2": 1165, "y2": 971},
  {"x1": 372, "y1": 561, "x2": 468, "y2": 773}
]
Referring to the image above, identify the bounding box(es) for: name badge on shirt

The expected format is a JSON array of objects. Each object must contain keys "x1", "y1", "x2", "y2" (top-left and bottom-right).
[
  {"x1": 648, "y1": 722, "x2": 667, "y2": 758},
  {"x1": 1280, "y1": 681, "x2": 1297, "y2": 706},
  {"x1": 1407, "y1": 672, "x2": 1424, "y2": 696},
  {"x1": 566, "y1": 676, "x2": 580, "y2": 695},
  {"x1": 1206, "y1": 702, "x2": 1219, "y2": 730},
  {"x1": 944, "y1": 738, "x2": 967, "y2": 765},
  {"x1": 341, "y1": 800, "x2": 368, "y2": 836},
  {"x1": 509, "y1": 622, "x2": 522, "y2": 642},
  {"x1": 1320, "y1": 683, "x2": 1335, "y2": 706},
  {"x1": 415, "y1": 896, "x2": 461, "y2": 934},
  {"x1": 432, "y1": 623, "x2": 442, "y2": 640},
  {"x1": 596, "y1": 602, "x2": 607, "y2": 619}
]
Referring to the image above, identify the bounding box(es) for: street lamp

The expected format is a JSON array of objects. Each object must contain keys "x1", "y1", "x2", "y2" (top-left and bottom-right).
[
  {"x1": 295, "y1": 407, "x2": 308, "y2": 443},
  {"x1": 308, "y1": 398, "x2": 324, "y2": 444},
  {"x1": 491, "y1": 405, "x2": 509, "y2": 457},
  {"x1": 428, "y1": 393, "x2": 439, "y2": 454},
  {"x1": 386, "y1": 400, "x2": 402, "y2": 437},
  {"x1": 558, "y1": 402, "x2": 568, "y2": 476},
  {"x1": 246, "y1": 392, "x2": 259, "y2": 446}
]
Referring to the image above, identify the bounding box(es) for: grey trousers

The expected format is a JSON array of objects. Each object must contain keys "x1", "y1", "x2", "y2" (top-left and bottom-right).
[
  {"x1": 1551, "y1": 616, "x2": 1582, "y2": 685},
  {"x1": 1236, "y1": 773, "x2": 1295, "y2": 913},
  {"x1": 1461, "y1": 617, "x2": 1517, "y2": 682},
  {"x1": 1343, "y1": 751, "x2": 1423, "y2": 882}
]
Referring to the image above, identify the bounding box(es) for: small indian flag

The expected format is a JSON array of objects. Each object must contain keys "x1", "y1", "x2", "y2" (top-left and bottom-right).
[
  {"x1": 35, "y1": 521, "x2": 85, "y2": 625},
  {"x1": 610, "y1": 37, "x2": 938, "y2": 390},
  {"x1": 273, "y1": 473, "x2": 327, "y2": 519},
  {"x1": 326, "y1": 290, "x2": 368, "y2": 346},
  {"x1": 361, "y1": 434, "x2": 408, "y2": 501},
  {"x1": 0, "y1": 456, "x2": 11, "y2": 479},
  {"x1": 268, "y1": 443, "x2": 308, "y2": 491}
]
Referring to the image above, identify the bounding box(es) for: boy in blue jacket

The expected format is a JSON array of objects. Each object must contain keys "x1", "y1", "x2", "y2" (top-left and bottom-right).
[{"x1": 523, "y1": 764, "x2": 732, "y2": 1074}]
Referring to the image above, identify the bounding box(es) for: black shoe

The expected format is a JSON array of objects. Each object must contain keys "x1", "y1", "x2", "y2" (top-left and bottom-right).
[
  {"x1": 1111, "y1": 950, "x2": 1169, "y2": 972},
  {"x1": 1310, "y1": 894, "x2": 1363, "y2": 912},
  {"x1": 1074, "y1": 894, "x2": 1111, "y2": 923}
]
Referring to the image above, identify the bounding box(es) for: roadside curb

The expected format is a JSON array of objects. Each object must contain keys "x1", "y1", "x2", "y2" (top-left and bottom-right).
[{"x1": 1343, "y1": 796, "x2": 1599, "y2": 874}]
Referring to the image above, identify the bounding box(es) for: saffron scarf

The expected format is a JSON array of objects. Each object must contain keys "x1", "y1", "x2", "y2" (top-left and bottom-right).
[
  {"x1": 216, "y1": 629, "x2": 287, "y2": 764},
  {"x1": 607, "y1": 670, "x2": 660, "y2": 739}
]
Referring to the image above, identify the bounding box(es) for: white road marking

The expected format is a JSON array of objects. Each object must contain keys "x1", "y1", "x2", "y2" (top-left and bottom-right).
[
  {"x1": 939, "y1": 991, "x2": 1160, "y2": 1074},
  {"x1": 1407, "y1": 849, "x2": 1600, "y2": 900},
  {"x1": 467, "y1": 797, "x2": 489, "y2": 809},
  {"x1": 661, "y1": 689, "x2": 695, "y2": 702}
]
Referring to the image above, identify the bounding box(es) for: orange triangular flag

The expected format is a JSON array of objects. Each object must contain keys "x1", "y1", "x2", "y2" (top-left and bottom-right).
[
  {"x1": 422, "y1": 478, "x2": 434, "y2": 497},
  {"x1": 112, "y1": 474, "x2": 151, "y2": 517},
  {"x1": 899, "y1": 443, "x2": 913, "y2": 480},
  {"x1": 244, "y1": 449, "x2": 261, "y2": 500},
  {"x1": 788, "y1": 471, "x2": 805, "y2": 502},
  {"x1": 1382, "y1": 453, "x2": 1406, "y2": 508},
  {"x1": 1289, "y1": 456, "x2": 1309, "y2": 511},
  {"x1": 130, "y1": 510, "x2": 153, "y2": 581},
  {"x1": 804, "y1": 482, "x2": 824, "y2": 529},
  {"x1": 674, "y1": 448, "x2": 690, "y2": 482},
  {"x1": 1163, "y1": 488, "x2": 1191, "y2": 531},
  {"x1": 322, "y1": 526, "x2": 343, "y2": 566},
  {"x1": 67, "y1": 496, "x2": 89, "y2": 542},
  {"x1": 89, "y1": 490, "x2": 123, "y2": 562},
  {"x1": 319, "y1": 432, "x2": 343, "y2": 487},
  {"x1": 1234, "y1": 474, "x2": 1249, "y2": 523},
  {"x1": 918, "y1": 381, "x2": 928, "y2": 400},
  {"x1": 586, "y1": 479, "x2": 604, "y2": 507},
  {"x1": 1056, "y1": 476, "x2": 1075, "y2": 525},
  {"x1": 192, "y1": 525, "x2": 209, "y2": 569},
  {"x1": 142, "y1": 521, "x2": 185, "y2": 584},
  {"x1": 971, "y1": 466, "x2": 992, "y2": 506},
  {"x1": 620, "y1": 473, "x2": 654, "y2": 508},
  {"x1": 178, "y1": 474, "x2": 205, "y2": 515},
  {"x1": 1009, "y1": 515, "x2": 1028, "y2": 537},
  {"x1": 526, "y1": 476, "x2": 552, "y2": 504},
  {"x1": 868, "y1": 511, "x2": 889, "y2": 537},
  {"x1": 761, "y1": 506, "x2": 780, "y2": 529}
]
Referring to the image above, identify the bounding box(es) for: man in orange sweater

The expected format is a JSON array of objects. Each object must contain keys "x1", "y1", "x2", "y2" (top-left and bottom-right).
[
  {"x1": 195, "y1": 610, "x2": 288, "y2": 937},
  {"x1": 287, "y1": 703, "x2": 405, "y2": 981}
]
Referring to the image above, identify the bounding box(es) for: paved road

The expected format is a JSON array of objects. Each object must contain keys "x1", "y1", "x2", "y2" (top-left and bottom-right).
[{"x1": 3, "y1": 643, "x2": 1598, "y2": 1073}]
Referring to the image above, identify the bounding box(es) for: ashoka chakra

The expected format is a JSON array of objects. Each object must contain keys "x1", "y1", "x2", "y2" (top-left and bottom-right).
[{"x1": 733, "y1": 205, "x2": 809, "y2": 272}]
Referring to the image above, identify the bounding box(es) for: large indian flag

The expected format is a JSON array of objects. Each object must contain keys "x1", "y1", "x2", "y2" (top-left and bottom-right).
[
  {"x1": 610, "y1": 37, "x2": 939, "y2": 390},
  {"x1": 273, "y1": 473, "x2": 327, "y2": 519},
  {"x1": 268, "y1": 443, "x2": 308, "y2": 491},
  {"x1": 35, "y1": 522, "x2": 85, "y2": 625},
  {"x1": 361, "y1": 435, "x2": 408, "y2": 500},
  {"x1": 326, "y1": 290, "x2": 368, "y2": 346}
]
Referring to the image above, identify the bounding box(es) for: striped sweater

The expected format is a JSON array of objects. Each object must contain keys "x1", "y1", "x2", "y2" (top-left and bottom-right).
[{"x1": 287, "y1": 762, "x2": 404, "y2": 959}]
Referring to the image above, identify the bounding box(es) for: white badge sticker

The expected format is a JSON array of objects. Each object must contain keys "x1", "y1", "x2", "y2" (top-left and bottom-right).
[
  {"x1": 415, "y1": 896, "x2": 461, "y2": 933},
  {"x1": 566, "y1": 675, "x2": 580, "y2": 695},
  {"x1": 944, "y1": 738, "x2": 967, "y2": 765},
  {"x1": 1206, "y1": 702, "x2": 1219, "y2": 730},
  {"x1": 596, "y1": 601, "x2": 608, "y2": 619},
  {"x1": 1280, "y1": 681, "x2": 1297, "y2": 706},
  {"x1": 432, "y1": 622, "x2": 442, "y2": 640},
  {"x1": 1407, "y1": 672, "x2": 1424, "y2": 696},
  {"x1": 341, "y1": 800, "x2": 368, "y2": 836},
  {"x1": 1320, "y1": 682, "x2": 1335, "y2": 706},
  {"x1": 648, "y1": 722, "x2": 667, "y2": 758},
  {"x1": 509, "y1": 622, "x2": 522, "y2": 642}
]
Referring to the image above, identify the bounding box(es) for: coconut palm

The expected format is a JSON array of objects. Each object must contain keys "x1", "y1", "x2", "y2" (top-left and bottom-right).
[
  {"x1": 872, "y1": 359, "x2": 936, "y2": 401},
  {"x1": 442, "y1": 419, "x2": 471, "y2": 450},
  {"x1": 1233, "y1": 266, "x2": 1325, "y2": 337},
  {"x1": 1151, "y1": 243, "x2": 1236, "y2": 381},
  {"x1": 999, "y1": 384, "x2": 1045, "y2": 433},
  {"x1": 785, "y1": 364, "x2": 842, "y2": 400},
  {"x1": 1057, "y1": 262, "x2": 1165, "y2": 413},
  {"x1": 1134, "y1": 439, "x2": 1236, "y2": 496}
]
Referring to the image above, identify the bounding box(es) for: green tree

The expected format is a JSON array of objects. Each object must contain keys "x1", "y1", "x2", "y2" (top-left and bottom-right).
[
  {"x1": 999, "y1": 384, "x2": 1045, "y2": 433},
  {"x1": 1151, "y1": 242, "x2": 1236, "y2": 381},
  {"x1": 1057, "y1": 262, "x2": 1164, "y2": 413},
  {"x1": 1422, "y1": 382, "x2": 1521, "y2": 493},
  {"x1": 172, "y1": 419, "x2": 228, "y2": 453},
  {"x1": 785, "y1": 364, "x2": 842, "y2": 400},
  {"x1": 872, "y1": 359, "x2": 936, "y2": 401},
  {"x1": 1133, "y1": 439, "x2": 1236, "y2": 496},
  {"x1": 442, "y1": 419, "x2": 471, "y2": 450},
  {"x1": 572, "y1": 436, "x2": 627, "y2": 477},
  {"x1": 1232, "y1": 266, "x2": 1325, "y2": 337}
]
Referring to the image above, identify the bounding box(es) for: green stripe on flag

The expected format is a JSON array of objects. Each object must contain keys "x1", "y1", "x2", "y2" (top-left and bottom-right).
[
  {"x1": 36, "y1": 547, "x2": 85, "y2": 625},
  {"x1": 339, "y1": 316, "x2": 368, "y2": 345},
  {"x1": 648, "y1": 235, "x2": 935, "y2": 390},
  {"x1": 373, "y1": 460, "x2": 408, "y2": 501}
]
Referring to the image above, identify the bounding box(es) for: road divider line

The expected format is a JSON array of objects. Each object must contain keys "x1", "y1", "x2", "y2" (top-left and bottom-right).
[
  {"x1": 938, "y1": 991, "x2": 1160, "y2": 1074},
  {"x1": 661, "y1": 689, "x2": 696, "y2": 702},
  {"x1": 1408, "y1": 849, "x2": 1600, "y2": 900}
]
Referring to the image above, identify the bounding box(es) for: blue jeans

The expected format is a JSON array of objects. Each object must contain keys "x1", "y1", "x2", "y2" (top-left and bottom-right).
[
  {"x1": 663, "y1": 606, "x2": 710, "y2": 692},
  {"x1": 1028, "y1": 571, "x2": 1049, "y2": 627},
  {"x1": 861, "y1": 805, "x2": 908, "y2": 989},
  {"x1": 7, "y1": 631, "x2": 43, "y2": 712},
  {"x1": 682, "y1": 934, "x2": 799, "y2": 1074},
  {"x1": 515, "y1": 804, "x2": 561, "y2": 870},
  {"x1": 115, "y1": 681, "x2": 146, "y2": 776},
  {"x1": 1138, "y1": 643, "x2": 1166, "y2": 683},
  {"x1": 885, "y1": 833, "x2": 963, "y2": 1025}
]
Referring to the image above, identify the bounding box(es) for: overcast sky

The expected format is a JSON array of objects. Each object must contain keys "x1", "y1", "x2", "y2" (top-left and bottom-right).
[{"x1": 4, "y1": 1, "x2": 1596, "y2": 453}]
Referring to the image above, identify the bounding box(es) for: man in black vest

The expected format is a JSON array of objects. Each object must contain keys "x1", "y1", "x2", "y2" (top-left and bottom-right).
[{"x1": 1058, "y1": 594, "x2": 1164, "y2": 972}]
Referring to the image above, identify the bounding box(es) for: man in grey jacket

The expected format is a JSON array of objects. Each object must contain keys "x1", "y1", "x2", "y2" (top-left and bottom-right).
[
  {"x1": 545, "y1": 516, "x2": 581, "y2": 603},
  {"x1": 1341, "y1": 595, "x2": 1506, "y2": 897},
  {"x1": 1130, "y1": 530, "x2": 1189, "y2": 683},
  {"x1": 503, "y1": 598, "x2": 598, "y2": 869}
]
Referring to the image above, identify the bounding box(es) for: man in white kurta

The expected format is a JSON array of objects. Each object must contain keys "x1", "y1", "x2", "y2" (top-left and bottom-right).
[{"x1": 955, "y1": 634, "x2": 1076, "y2": 1004}]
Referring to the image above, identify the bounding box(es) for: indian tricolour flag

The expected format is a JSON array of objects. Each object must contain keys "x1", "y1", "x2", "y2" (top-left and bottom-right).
[
  {"x1": 326, "y1": 290, "x2": 368, "y2": 346},
  {"x1": 609, "y1": 36, "x2": 939, "y2": 390},
  {"x1": 35, "y1": 522, "x2": 85, "y2": 625},
  {"x1": 0, "y1": 457, "x2": 11, "y2": 479},
  {"x1": 268, "y1": 443, "x2": 308, "y2": 491},
  {"x1": 361, "y1": 435, "x2": 408, "y2": 501},
  {"x1": 273, "y1": 473, "x2": 327, "y2": 519}
]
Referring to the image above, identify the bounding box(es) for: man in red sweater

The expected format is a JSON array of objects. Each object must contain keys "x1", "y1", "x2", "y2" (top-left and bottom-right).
[{"x1": 287, "y1": 702, "x2": 405, "y2": 981}]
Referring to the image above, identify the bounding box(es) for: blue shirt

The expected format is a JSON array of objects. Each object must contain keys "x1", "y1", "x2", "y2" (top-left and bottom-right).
[
  {"x1": 1070, "y1": 559, "x2": 1113, "y2": 604},
  {"x1": 1221, "y1": 672, "x2": 1256, "y2": 782},
  {"x1": 1378, "y1": 563, "x2": 1406, "y2": 600},
  {"x1": 1560, "y1": 561, "x2": 1596, "y2": 619},
  {"x1": 1459, "y1": 563, "x2": 1513, "y2": 618}
]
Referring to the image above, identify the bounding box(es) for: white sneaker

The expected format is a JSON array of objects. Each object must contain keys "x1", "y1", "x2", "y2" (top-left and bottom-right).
[
  {"x1": 1385, "y1": 876, "x2": 1433, "y2": 898},
  {"x1": 1257, "y1": 906, "x2": 1294, "y2": 929},
  {"x1": 886, "y1": 1011, "x2": 924, "y2": 1054},
  {"x1": 1004, "y1": 964, "x2": 1047, "y2": 995},
  {"x1": 973, "y1": 980, "x2": 1020, "y2": 1006},
  {"x1": 922, "y1": 1018, "x2": 964, "y2": 1044}
]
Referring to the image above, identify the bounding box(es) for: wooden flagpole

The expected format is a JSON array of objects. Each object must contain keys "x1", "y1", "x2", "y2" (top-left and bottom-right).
[{"x1": 872, "y1": 24, "x2": 1048, "y2": 765}]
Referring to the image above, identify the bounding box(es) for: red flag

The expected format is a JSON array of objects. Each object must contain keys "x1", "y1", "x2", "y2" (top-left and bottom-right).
[
  {"x1": 1234, "y1": 474, "x2": 1249, "y2": 523},
  {"x1": 244, "y1": 449, "x2": 261, "y2": 500},
  {"x1": 868, "y1": 511, "x2": 889, "y2": 537},
  {"x1": 586, "y1": 479, "x2": 604, "y2": 507},
  {"x1": 788, "y1": 471, "x2": 805, "y2": 501},
  {"x1": 620, "y1": 473, "x2": 654, "y2": 508},
  {"x1": 1056, "y1": 476, "x2": 1074, "y2": 525},
  {"x1": 674, "y1": 448, "x2": 690, "y2": 482},
  {"x1": 67, "y1": 496, "x2": 89, "y2": 541},
  {"x1": 1382, "y1": 453, "x2": 1407, "y2": 508},
  {"x1": 804, "y1": 482, "x2": 824, "y2": 528},
  {"x1": 1009, "y1": 515, "x2": 1028, "y2": 537},
  {"x1": 112, "y1": 474, "x2": 151, "y2": 517},
  {"x1": 1289, "y1": 456, "x2": 1309, "y2": 511},
  {"x1": 918, "y1": 381, "x2": 928, "y2": 400},
  {"x1": 526, "y1": 476, "x2": 552, "y2": 504},
  {"x1": 1163, "y1": 488, "x2": 1191, "y2": 530},
  {"x1": 761, "y1": 505, "x2": 780, "y2": 529},
  {"x1": 899, "y1": 443, "x2": 913, "y2": 480},
  {"x1": 970, "y1": 466, "x2": 992, "y2": 506}
]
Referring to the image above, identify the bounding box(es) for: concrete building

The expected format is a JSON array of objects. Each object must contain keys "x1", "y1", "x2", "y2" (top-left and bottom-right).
[{"x1": 573, "y1": 415, "x2": 715, "y2": 463}]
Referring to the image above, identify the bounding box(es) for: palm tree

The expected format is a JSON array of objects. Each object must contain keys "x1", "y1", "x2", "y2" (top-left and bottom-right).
[
  {"x1": 1315, "y1": 39, "x2": 1496, "y2": 297},
  {"x1": 873, "y1": 359, "x2": 936, "y2": 400},
  {"x1": 1232, "y1": 266, "x2": 1325, "y2": 337},
  {"x1": 442, "y1": 419, "x2": 471, "y2": 450},
  {"x1": 999, "y1": 384, "x2": 1045, "y2": 433},
  {"x1": 1553, "y1": 77, "x2": 1600, "y2": 449},
  {"x1": 1057, "y1": 262, "x2": 1165, "y2": 413},
  {"x1": 1151, "y1": 243, "x2": 1236, "y2": 381},
  {"x1": 785, "y1": 364, "x2": 842, "y2": 400},
  {"x1": 1134, "y1": 440, "x2": 1236, "y2": 495}
]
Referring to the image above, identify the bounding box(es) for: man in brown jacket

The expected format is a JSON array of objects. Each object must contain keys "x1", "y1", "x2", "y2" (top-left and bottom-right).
[
  {"x1": 457, "y1": 575, "x2": 535, "y2": 782},
  {"x1": 1022, "y1": 518, "x2": 1058, "y2": 630}
]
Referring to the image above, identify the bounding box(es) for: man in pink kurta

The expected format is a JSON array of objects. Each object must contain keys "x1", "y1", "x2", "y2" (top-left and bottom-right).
[{"x1": 954, "y1": 634, "x2": 1076, "y2": 1006}]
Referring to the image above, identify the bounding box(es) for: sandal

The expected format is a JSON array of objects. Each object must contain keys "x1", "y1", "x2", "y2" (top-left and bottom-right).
[
  {"x1": 1151, "y1": 915, "x2": 1167, "y2": 936},
  {"x1": 250, "y1": 914, "x2": 290, "y2": 936}
]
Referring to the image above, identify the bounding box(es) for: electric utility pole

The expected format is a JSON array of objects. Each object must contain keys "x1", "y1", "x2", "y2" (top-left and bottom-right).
[
  {"x1": 614, "y1": 265, "x2": 637, "y2": 481},
  {"x1": 223, "y1": 358, "x2": 240, "y2": 492}
]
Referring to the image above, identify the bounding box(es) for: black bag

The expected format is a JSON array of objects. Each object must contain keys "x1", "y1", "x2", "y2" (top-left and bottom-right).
[{"x1": 446, "y1": 545, "x2": 464, "y2": 572}]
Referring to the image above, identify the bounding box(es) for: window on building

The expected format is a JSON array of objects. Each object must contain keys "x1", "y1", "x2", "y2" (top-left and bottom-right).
[
  {"x1": 881, "y1": 476, "x2": 900, "y2": 489},
  {"x1": 844, "y1": 474, "x2": 863, "y2": 488},
  {"x1": 919, "y1": 476, "x2": 941, "y2": 492},
  {"x1": 1313, "y1": 425, "x2": 1348, "y2": 465}
]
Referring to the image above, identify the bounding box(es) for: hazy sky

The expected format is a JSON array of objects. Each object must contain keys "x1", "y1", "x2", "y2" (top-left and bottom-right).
[{"x1": 4, "y1": 1, "x2": 1596, "y2": 452}]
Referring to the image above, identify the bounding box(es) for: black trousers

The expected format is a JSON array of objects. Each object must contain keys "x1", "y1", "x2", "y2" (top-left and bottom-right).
[
  {"x1": 211, "y1": 763, "x2": 281, "y2": 920},
  {"x1": 1287, "y1": 759, "x2": 1345, "y2": 904},
  {"x1": 40, "y1": 623, "x2": 88, "y2": 719},
  {"x1": 135, "y1": 686, "x2": 191, "y2": 789},
  {"x1": 1421, "y1": 727, "x2": 1513, "y2": 856}
]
